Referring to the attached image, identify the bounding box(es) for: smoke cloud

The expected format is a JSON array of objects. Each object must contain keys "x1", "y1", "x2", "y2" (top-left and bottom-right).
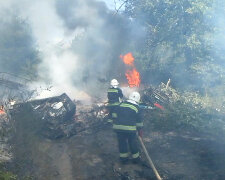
[{"x1": 0, "y1": 0, "x2": 140, "y2": 102}]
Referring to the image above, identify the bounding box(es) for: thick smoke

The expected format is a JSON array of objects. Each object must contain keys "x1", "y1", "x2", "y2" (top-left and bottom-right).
[{"x1": 0, "y1": 0, "x2": 136, "y2": 102}]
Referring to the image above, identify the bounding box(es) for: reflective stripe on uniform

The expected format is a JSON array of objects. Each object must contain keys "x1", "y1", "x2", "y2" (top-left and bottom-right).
[
  {"x1": 112, "y1": 113, "x2": 117, "y2": 118},
  {"x1": 107, "y1": 119, "x2": 113, "y2": 123},
  {"x1": 120, "y1": 152, "x2": 129, "y2": 158},
  {"x1": 108, "y1": 89, "x2": 119, "y2": 93},
  {"x1": 113, "y1": 124, "x2": 136, "y2": 131},
  {"x1": 132, "y1": 152, "x2": 140, "y2": 159},
  {"x1": 136, "y1": 122, "x2": 143, "y2": 127},
  {"x1": 108, "y1": 102, "x2": 120, "y2": 106},
  {"x1": 120, "y1": 103, "x2": 138, "y2": 113}
]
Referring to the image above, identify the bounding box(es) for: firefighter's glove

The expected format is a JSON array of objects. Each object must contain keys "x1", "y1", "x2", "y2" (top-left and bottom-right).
[{"x1": 138, "y1": 129, "x2": 143, "y2": 138}]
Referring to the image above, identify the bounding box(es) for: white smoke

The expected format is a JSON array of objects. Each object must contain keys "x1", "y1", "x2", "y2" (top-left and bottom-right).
[
  {"x1": 0, "y1": 0, "x2": 136, "y2": 102},
  {"x1": 0, "y1": 0, "x2": 108, "y2": 101},
  {"x1": 18, "y1": 0, "x2": 83, "y2": 99}
]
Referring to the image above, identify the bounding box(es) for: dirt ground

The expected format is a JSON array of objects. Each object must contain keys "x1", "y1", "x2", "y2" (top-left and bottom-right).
[
  {"x1": 7, "y1": 102, "x2": 225, "y2": 180},
  {"x1": 145, "y1": 129, "x2": 225, "y2": 180},
  {"x1": 10, "y1": 123, "x2": 225, "y2": 180}
]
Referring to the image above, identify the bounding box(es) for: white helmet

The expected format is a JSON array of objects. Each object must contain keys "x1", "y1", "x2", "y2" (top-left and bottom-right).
[
  {"x1": 110, "y1": 79, "x2": 119, "y2": 88},
  {"x1": 128, "y1": 92, "x2": 140, "y2": 104}
]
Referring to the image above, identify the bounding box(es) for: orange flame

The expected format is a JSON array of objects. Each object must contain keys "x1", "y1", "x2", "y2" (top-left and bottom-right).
[
  {"x1": 0, "y1": 110, "x2": 5, "y2": 115},
  {"x1": 120, "y1": 53, "x2": 134, "y2": 66},
  {"x1": 125, "y1": 69, "x2": 141, "y2": 87},
  {"x1": 120, "y1": 52, "x2": 141, "y2": 87}
]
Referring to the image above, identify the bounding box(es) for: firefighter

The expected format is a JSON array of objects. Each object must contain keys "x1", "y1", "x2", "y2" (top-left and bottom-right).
[
  {"x1": 107, "y1": 79, "x2": 123, "y2": 123},
  {"x1": 113, "y1": 91, "x2": 143, "y2": 164}
]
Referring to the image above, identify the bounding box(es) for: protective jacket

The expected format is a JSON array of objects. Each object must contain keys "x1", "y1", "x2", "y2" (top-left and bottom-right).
[
  {"x1": 107, "y1": 87, "x2": 123, "y2": 104},
  {"x1": 107, "y1": 87, "x2": 123, "y2": 123},
  {"x1": 113, "y1": 101, "x2": 143, "y2": 132}
]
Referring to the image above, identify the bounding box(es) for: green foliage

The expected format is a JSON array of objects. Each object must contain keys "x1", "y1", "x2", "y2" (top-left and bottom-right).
[
  {"x1": 0, "y1": 171, "x2": 17, "y2": 180},
  {"x1": 190, "y1": 62, "x2": 225, "y2": 96},
  {"x1": 125, "y1": 1, "x2": 225, "y2": 135},
  {"x1": 125, "y1": 0, "x2": 224, "y2": 94},
  {"x1": 142, "y1": 84, "x2": 225, "y2": 135}
]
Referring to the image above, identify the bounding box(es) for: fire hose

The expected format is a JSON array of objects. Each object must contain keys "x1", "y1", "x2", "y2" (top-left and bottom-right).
[{"x1": 137, "y1": 135, "x2": 162, "y2": 180}]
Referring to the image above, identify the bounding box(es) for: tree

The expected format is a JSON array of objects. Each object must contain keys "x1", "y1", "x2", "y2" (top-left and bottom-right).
[
  {"x1": 0, "y1": 14, "x2": 40, "y2": 80},
  {"x1": 124, "y1": 0, "x2": 224, "y2": 92}
]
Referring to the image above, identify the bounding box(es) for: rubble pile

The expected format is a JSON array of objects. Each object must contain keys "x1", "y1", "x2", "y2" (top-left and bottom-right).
[
  {"x1": 141, "y1": 83, "x2": 225, "y2": 132},
  {"x1": 10, "y1": 93, "x2": 76, "y2": 139},
  {"x1": 9, "y1": 93, "x2": 108, "y2": 141},
  {"x1": 73, "y1": 101, "x2": 108, "y2": 134},
  {"x1": 141, "y1": 83, "x2": 179, "y2": 108},
  {"x1": 0, "y1": 112, "x2": 13, "y2": 163}
]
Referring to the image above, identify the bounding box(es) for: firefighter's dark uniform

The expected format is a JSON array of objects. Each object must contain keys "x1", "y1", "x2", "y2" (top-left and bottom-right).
[
  {"x1": 107, "y1": 87, "x2": 123, "y2": 123},
  {"x1": 113, "y1": 101, "x2": 143, "y2": 163}
]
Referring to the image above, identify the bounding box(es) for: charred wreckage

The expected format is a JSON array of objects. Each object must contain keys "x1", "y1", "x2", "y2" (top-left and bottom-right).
[{"x1": 1, "y1": 72, "x2": 224, "y2": 180}]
